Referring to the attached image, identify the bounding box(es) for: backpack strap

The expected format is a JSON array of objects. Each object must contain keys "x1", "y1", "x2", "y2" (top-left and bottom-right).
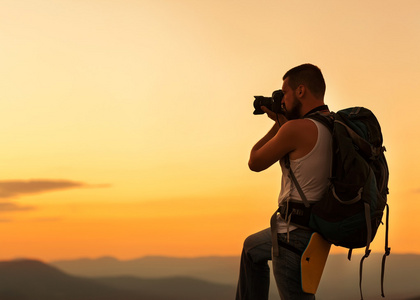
[
  {"x1": 381, "y1": 203, "x2": 391, "y2": 297},
  {"x1": 270, "y1": 208, "x2": 307, "y2": 257},
  {"x1": 359, "y1": 202, "x2": 372, "y2": 300},
  {"x1": 271, "y1": 209, "x2": 280, "y2": 257},
  {"x1": 284, "y1": 155, "x2": 310, "y2": 208},
  {"x1": 287, "y1": 110, "x2": 333, "y2": 207},
  {"x1": 358, "y1": 167, "x2": 379, "y2": 300},
  {"x1": 271, "y1": 155, "x2": 313, "y2": 257},
  {"x1": 307, "y1": 111, "x2": 334, "y2": 133}
]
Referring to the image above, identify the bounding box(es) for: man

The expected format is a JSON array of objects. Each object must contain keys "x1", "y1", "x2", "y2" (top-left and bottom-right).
[{"x1": 236, "y1": 64, "x2": 332, "y2": 300}]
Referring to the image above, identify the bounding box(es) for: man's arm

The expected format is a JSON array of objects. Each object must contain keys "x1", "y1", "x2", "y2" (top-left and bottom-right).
[
  {"x1": 248, "y1": 118, "x2": 316, "y2": 172},
  {"x1": 250, "y1": 122, "x2": 281, "y2": 153},
  {"x1": 248, "y1": 121, "x2": 295, "y2": 172}
]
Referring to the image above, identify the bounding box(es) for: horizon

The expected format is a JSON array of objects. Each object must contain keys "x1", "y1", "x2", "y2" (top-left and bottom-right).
[
  {"x1": 3, "y1": 250, "x2": 419, "y2": 264},
  {"x1": 2, "y1": 254, "x2": 420, "y2": 300},
  {"x1": 1, "y1": 0, "x2": 420, "y2": 261}
]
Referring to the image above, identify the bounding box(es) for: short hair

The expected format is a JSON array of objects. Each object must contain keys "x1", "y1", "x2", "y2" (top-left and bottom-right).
[{"x1": 283, "y1": 64, "x2": 326, "y2": 99}]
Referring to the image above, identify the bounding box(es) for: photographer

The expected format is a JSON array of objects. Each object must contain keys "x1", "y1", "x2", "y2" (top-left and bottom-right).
[{"x1": 236, "y1": 64, "x2": 331, "y2": 300}]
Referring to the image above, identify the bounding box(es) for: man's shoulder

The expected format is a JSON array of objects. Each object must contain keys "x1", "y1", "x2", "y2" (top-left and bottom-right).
[
  {"x1": 282, "y1": 119, "x2": 317, "y2": 131},
  {"x1": 278, "y1": 119, "x2": 317, "y2": 143}
]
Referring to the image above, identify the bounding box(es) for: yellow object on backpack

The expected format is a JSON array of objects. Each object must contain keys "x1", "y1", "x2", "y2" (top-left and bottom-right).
[{"x1": 301, "y1": 232, "x2": 331, "y2": 294}]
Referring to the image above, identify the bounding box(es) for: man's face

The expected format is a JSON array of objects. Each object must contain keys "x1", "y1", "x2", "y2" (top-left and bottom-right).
[{"x1": 281, "y1": 77, "x2": 302, "y2": 120}]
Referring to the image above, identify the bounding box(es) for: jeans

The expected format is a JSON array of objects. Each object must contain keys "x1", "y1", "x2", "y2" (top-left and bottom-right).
[
  {"x1": 236, "y1": 228, "x2": 272, "y2": 300},
  {"x1": 235, "y1": 228, "x2": 315, "y2": 300},
  {"x1": 273, "y1": 229, "x2": 315, "y2": 300}
]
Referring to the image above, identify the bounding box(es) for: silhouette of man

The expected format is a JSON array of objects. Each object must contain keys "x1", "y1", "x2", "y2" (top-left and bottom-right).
[{"x1": 236, "y1": 64, "x2": 332, "y2": 300}]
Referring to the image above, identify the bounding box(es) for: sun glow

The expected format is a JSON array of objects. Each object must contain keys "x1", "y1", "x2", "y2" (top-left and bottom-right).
[{"x1": 1, "y1": 0, "x2": 419, "y2": 261}]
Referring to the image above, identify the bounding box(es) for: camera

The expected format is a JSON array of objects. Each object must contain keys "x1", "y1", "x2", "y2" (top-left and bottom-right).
[{"x1": 253, "y1": 89, "x2": 284, "y2": 115}]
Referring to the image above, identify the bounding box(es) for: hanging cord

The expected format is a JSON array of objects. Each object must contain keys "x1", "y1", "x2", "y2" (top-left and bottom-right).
[
  {"x1": 359, "y1": 248, "x2": 371, "y2": 300},
  {"x1": 359, "y1": 202, "x2": 373, "y2": 300},
  {"x1": 286, "y1": 211, "x2": 292, "y2": 243},
  {"x1": 381, "y1": 203, "x2": 391, "y2": 297},
  {"x1": 276, "y1": 113, "x2": 281, "y2": 125},
  {"x1": 285, "y1": 198, "x2": 291, "y2": 242}
]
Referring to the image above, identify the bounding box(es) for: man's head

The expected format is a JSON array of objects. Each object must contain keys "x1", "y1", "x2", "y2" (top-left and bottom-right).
[
  {"x1": 281, "y1": 64, "x2": 326, "y2": 119},
  {"x1": 283, "y1": 63, "x2": 326, "y2": 99}
]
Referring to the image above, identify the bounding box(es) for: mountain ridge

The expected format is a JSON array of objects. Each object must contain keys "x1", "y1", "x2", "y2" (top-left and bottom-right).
[
  {"x1": 0, "y1": 259, "x2": 235, "y2": 300},
  {"x1": 51, "y1": 253, "x2": 420, "y2": 300},
  {"x1": 1, "y1": 254, "x2": 419, "y2": 300},
  {"x1": 0, "y1": 259, "x2": 145, "y2": 300}
]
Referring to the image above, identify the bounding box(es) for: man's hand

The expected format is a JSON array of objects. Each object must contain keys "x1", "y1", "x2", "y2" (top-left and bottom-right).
[{"x1": 261, "y1": 106, "x2": 287, "y2": 125}]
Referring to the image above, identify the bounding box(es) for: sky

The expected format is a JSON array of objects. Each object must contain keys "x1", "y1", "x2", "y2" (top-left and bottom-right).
[{"x1": 0, "y1": 0, "x2": 420, "y2": 261}]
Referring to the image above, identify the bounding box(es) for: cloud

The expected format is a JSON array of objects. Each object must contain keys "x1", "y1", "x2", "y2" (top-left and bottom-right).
[
  {"x1": 0, "y1": 179, "x2": 110, "y2": 199},
  {"x1": 30, "y1": 217, "x2": 63, "y2": 222},
  {"x1": 0, "y1": 202, "x2": 35, "y2": 212}
]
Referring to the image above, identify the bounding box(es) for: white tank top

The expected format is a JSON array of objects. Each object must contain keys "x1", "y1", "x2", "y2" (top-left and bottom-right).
[{"x1": 277, "y1": 119, "x2": 332, "y2": 233}]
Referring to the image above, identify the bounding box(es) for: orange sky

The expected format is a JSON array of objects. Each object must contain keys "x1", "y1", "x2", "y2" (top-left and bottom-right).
[{"x1": 1, "y1": 0, "x2": 420, "y2": 261}]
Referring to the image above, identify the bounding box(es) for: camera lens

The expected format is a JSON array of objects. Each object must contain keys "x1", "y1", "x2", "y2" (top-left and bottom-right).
[
  {"x1": 253, "y1": 96, "x2": 273, "y2": 115},
  {"x1": 253, "y1": 90, "x2": 284, "y2": 115}
]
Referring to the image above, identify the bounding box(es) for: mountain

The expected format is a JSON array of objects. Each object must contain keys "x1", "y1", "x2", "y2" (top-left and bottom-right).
[
  {"x1": 0, "y1": 259, "x2": 235, "y2": 300},
  {"x1": 0, "y1": 260, "x2": 144, "y2": 300},
  {"x1": 2, "y1": 254, "x2": 419, "y2": 300},
  {"x1": 94, "y1": 276, "x2": 234, "y2": 300},
  {"x1": 52, "y1": 255, "x2": 239, "y2": 284},
  {"x1": 52, "y1": 253, "x2": 420, "y2": 300}
]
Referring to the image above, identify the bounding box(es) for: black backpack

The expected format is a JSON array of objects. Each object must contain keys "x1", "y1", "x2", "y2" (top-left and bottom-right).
[{"x1": 284, "y1": 107, "x2": 390, "y2": 299}]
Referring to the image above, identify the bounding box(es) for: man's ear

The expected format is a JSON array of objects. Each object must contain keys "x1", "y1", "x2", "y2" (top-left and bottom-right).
[{"x1": 296, "y1": 84, "x2": 305, "y2": 98}]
